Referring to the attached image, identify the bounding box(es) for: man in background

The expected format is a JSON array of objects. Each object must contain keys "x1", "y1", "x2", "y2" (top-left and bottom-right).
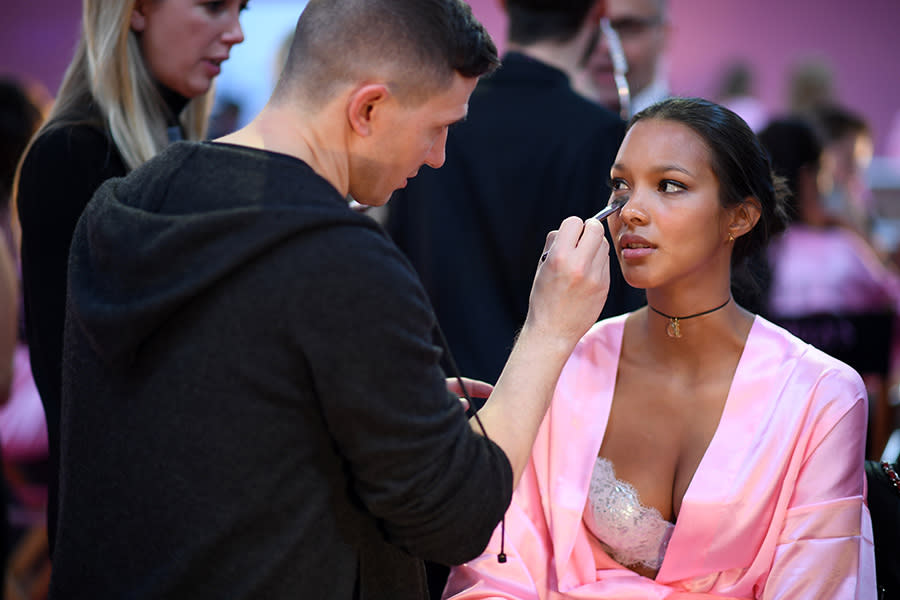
[{"x1": 577, "y1": 0, "x2": 670, "y2": 116}]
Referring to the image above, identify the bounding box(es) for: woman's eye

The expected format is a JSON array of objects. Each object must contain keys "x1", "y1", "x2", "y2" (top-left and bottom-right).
[
  {"x1": 660, "y1": 180, "x2": 683, "y2": 193},
  {"x1": 608, "y1": 178, "x2": 627, "y2": 192}
]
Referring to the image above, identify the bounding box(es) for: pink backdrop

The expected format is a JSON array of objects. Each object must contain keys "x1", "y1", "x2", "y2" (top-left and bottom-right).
[{"x1": 2, "y1": 0, "x2": 899, "y2": 153}]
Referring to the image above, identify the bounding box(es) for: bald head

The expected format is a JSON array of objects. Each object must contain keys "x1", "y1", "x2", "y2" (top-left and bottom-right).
[{"x1": 273, "y1": 0, "x2": 498, "y2": 109}]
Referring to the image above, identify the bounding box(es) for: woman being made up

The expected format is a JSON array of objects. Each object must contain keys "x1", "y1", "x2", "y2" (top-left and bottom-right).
[
  {"x1": 444, "y1": 98, "x2": 876, "y2": 598},
  {"x1": 14, "y1": 0, "x2": 246, "y2": 552}
]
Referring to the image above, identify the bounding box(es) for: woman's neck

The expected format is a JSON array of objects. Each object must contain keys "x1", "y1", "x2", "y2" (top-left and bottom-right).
[{"x1": 633, "y1": 302, "x2": 754, "y2": 371}]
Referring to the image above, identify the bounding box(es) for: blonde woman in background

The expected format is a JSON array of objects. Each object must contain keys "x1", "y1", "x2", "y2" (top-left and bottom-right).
[{"x1": 14, "y1": 0, "x2": 246, "y2": 554}]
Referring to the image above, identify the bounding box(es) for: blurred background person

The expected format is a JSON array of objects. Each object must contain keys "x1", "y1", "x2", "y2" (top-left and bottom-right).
[
  {"x1": 206, "y1": 96, "x2": 243, "y2": 139},
  {"x1": 786, "y1": 57, "x2": 836, "y2": 117},
  {"x1": 810, "y1": 104, "x2": 876, "y2": 238},
  {"x1": 760, "y1": 117, "x2": 900, "y2": 324},
  {"x1": 0, "y1": 80, "x2": 42, "y2": 248},
  {"x1": 716, "y1": 60, "x2": 769, "y2": 132},
  {"x1": 0, "y1": 243, "x2": 20, "y2": 596},
  {"x1": 575, "y1": 0, "x2": 670, "y2": 116},
  {"x1": 760, "y1": 116, "x2": 900, "y2": 458},
  {"x1": 0, "y1": 78, "x2": 47, "y2": 593},
  {"x1": 13, "y1": 0, "x2": 246, "y2": 555}
]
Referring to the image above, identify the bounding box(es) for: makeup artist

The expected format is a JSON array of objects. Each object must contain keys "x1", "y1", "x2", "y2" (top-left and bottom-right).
[{"x1": 445, "y1": 97, "x2": 876, "y2": 599}]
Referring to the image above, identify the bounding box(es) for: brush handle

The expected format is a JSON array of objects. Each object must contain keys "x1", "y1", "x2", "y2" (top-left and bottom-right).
[{"x1": 540, "y1": 200, "x2": 625, "y2": 262}]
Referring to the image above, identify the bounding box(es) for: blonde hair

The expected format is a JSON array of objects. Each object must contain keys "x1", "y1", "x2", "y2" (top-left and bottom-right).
[{"x1": 40, "y1": 0, "x2": 214, "y2": 170}]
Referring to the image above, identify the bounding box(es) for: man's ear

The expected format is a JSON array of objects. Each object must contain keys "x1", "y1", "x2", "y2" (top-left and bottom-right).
[
  {"x1": 131, "y1": 0, "x2": 148, "y2": 32},
  {"x1": 346, "y1": 83, "x2": 390, "y2": 137},
  {"x1": 729, "y1": 196, "x2": 762, "y2": 240}
]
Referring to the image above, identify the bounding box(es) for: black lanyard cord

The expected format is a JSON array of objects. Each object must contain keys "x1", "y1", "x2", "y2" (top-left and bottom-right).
[{"x1": 432, "y1": 320, "x2": 508, "y2": 564}]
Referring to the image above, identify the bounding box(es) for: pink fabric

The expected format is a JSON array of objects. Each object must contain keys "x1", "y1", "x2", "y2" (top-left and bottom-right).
[
  {"x1": 0, "y1": 344, "x2": 48, "y2": 461},
  {"x1": 444, "y1": 315, "x2": 876, "y2": 599},
  {"x1": 767, "y1": 225, "x2": 900, "y2": 317}
]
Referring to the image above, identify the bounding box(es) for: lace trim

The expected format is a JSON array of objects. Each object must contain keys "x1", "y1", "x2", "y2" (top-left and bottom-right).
[{"x1": 583, "y1": 456, "x2": 674, "y2": 570}]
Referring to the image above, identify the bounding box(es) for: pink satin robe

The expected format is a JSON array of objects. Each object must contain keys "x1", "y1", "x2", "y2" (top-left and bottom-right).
[{"x1": 445, "y1": 315, "x2": 876, "y2": 599}]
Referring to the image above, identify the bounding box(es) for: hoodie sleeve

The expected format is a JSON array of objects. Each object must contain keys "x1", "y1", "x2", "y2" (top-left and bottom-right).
[{"x1": 289, "y1": 221, "x2": 513, "y2": 565}]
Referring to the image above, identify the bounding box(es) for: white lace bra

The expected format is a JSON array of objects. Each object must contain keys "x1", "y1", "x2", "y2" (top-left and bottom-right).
[{"x1": 582, "y1": 456, "x2": 675, "y2": 570}]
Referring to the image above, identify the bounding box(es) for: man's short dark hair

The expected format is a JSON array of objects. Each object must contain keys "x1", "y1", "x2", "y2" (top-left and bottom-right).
[
  {"x1": 505, "y1": 0, "x2": 597, "y2": 45},
  {"x1": 277, "y1": 0, "x2": 499, "y2": 107}
]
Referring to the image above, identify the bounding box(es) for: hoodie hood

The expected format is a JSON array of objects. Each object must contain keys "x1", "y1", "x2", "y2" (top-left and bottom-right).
[{"x1": 67, "y1": 141, "x2": 376, "y2": 365}]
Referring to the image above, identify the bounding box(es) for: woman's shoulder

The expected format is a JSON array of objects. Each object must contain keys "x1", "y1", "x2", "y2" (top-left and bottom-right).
[
  {"x1": 582, "y1": 313, "x2": 627, "y2": 343},
  {"x1": 752, "y1": 315, "x2": 867, "y2": 399},
  {"x1": 26, "y1": 119, "x2": 116, "y2": 163},
  {"x1": 566, "y1": 314, "x2": 628, "y2": 369},
  {"x1": 17, "y1": 120, "x2": 126, "y2": 219}
]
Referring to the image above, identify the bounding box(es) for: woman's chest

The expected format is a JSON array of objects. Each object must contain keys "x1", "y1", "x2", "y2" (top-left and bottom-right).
[{"x1": 599, "y1": 365, "x2": 734, "y2": 520}]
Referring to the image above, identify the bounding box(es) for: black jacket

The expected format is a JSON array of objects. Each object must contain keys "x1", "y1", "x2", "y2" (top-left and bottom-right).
[
  {"x1": 16, "y1": 102, "x2": 127, "y2": 552},
  {"x1": 52, "y1": 142, "x2": 513, "y2": 599}
]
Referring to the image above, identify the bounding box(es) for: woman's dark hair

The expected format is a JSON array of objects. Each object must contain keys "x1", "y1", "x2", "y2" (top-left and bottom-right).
[
  {"x1": 629, "y1": 97, "x2": 790, "y2": 307},
  {"x1": 757, "y1": 117, "x2": 823, "y2": 225},
  {"x1": 629, "y1": 97, "x2": 790, "y2": 264}
]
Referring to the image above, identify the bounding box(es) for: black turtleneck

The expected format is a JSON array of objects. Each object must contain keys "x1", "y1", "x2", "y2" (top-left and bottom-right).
[
  {"x1": 158, "y1": 83, "x2": 189, "y2": 140},
  {"x1": 15, "y1": 83, "x2": 189, "y2": 554}
]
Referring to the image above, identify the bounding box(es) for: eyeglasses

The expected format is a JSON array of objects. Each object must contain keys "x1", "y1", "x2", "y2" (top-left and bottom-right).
[
  {"x1": 608, "y1": 15, "x2": 664, "y2": 39},
  {"x1": 600, "y1": 18, "x2": 630, "y2": 119},
  {"x1": 579, "y1": 15, "x2": 657, "y2": 119}
]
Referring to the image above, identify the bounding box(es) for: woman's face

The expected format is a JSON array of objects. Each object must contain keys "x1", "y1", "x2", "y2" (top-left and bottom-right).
[
  {"x1": 131, "y1": 0, "x2": 247, "y2": 99},
  {"x1": 606, "y1": 118, "x2": 734, "y2": 291}
]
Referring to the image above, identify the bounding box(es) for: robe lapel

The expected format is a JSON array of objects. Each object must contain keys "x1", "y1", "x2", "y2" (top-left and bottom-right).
[
  {"x1": 656, "y1": 317, "x2": 806, "y2": 584},
  {"x1": 543, "y1": 316, "x2": 627, "y2": 591}
]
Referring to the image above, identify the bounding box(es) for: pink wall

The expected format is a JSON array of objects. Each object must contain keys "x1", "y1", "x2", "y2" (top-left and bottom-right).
[
  {"x1": 2, "y1": 0, "x2": 898, "y2": 153},
  {"x1": 2, "y1": 0, "x2": 82, "y2": 98}
]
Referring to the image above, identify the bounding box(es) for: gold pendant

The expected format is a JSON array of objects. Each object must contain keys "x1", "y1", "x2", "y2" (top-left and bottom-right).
[{"x1": 666, "y1": 318, "x2": 682, "y2": 338}]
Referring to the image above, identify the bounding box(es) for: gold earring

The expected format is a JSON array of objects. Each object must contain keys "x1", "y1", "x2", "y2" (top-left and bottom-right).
[{"x1": 728, "y1": 232, "x2": 735, "y2": 243}]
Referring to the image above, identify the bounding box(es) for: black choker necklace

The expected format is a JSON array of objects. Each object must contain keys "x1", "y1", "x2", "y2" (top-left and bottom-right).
[{"x1": 648, "y1": 297, "x2": 731, "y2": 338}]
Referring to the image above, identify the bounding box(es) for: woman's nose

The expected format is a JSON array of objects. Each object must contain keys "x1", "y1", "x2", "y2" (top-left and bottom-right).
[
  {"x1": 618, "y1": 192, "x2": 648, "y2": 224},
  {"x1": 223, "y1": 14, "x2": 245, "y2": 45}
]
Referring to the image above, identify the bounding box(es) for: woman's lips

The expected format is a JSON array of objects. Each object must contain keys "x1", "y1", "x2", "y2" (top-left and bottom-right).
[{"x1": 619, "y1": 235, "x2": 655, "y2": 259}]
